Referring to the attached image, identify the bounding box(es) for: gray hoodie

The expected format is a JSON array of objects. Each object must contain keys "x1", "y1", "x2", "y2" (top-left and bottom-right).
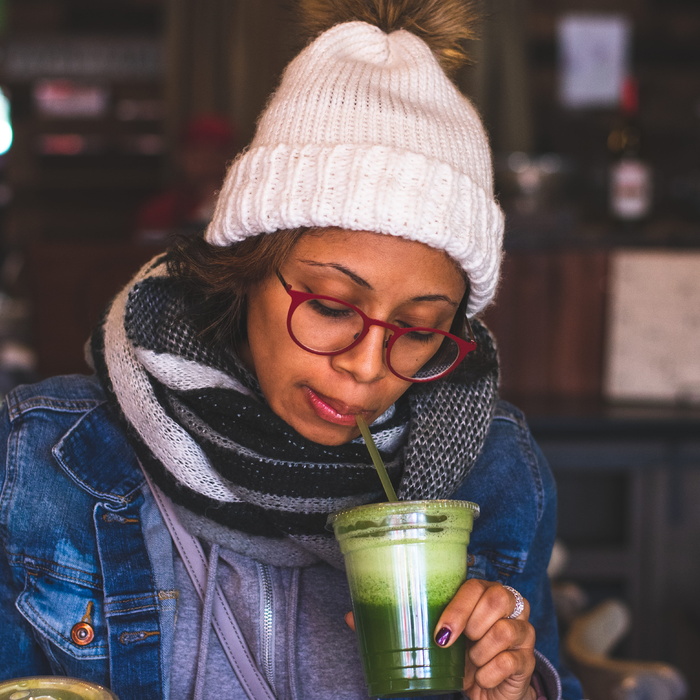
[{"x1": 170, "y1": 546, "x2": 370, "y2": 699}]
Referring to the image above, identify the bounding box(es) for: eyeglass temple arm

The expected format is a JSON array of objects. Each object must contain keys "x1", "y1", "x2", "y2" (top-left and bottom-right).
[
  {"x1": 464, "y1": 315, "x2": 477, "y2": 344},
  {"x1": 276, "y1": 270, "x2": 290, "y2": 289}
]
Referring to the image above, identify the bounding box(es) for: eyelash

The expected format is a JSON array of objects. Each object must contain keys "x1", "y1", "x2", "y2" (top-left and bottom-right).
[
  {"x1": 403, "y1": 330, "x2": 437, "y2": 343},
  {"x1": 308, "y1": 299, "x2": 355, "y2": 319}
]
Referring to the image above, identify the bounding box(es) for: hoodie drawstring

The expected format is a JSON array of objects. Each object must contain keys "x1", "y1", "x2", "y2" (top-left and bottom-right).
[
  {"x1": 193, "y1": 543, "x2": 220, "y2": 700},
  {"x1": 286, "y1": 568, "x2": 301, "y2": 700}
]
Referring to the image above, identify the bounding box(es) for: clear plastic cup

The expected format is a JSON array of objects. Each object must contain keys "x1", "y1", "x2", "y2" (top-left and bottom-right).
[
  {"x1": 330, "y1": 499, "x2": 479, "y2": 698},
  {"x1": 0, "y1": 677, "x2": 118, "y2": 700}
]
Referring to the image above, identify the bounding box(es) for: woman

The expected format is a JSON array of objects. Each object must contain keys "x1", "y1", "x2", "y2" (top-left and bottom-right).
[{"x1": 0, "y1": 1, "x2": 583, "y2": 699}]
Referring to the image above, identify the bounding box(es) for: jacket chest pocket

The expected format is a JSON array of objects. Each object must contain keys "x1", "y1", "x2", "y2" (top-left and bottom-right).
[
  {"x1": 17, "y1": 570, "x2": 109, "y2": 676},
  {"x1": 468, "y1": 548, "x2": 527, "y2": 584}
]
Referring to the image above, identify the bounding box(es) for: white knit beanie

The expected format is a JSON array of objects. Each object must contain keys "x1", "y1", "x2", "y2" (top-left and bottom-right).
[{"x1": 205, "y1": 19, "x2": 504, "y2": 316}]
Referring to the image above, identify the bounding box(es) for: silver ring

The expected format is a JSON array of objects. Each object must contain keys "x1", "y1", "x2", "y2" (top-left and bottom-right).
[{"x1": 503, "y1": 585, "x2": 524, "y2": 619}]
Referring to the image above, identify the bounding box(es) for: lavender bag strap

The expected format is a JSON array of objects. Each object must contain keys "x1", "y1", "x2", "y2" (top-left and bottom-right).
[{"x1": 140, "y1": 467, "x2": 276, "y2": 700}]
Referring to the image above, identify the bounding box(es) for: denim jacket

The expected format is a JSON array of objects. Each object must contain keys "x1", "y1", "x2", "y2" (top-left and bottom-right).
[{"x1": 0, "y1": 375, "x2": 582, "y2": 699}]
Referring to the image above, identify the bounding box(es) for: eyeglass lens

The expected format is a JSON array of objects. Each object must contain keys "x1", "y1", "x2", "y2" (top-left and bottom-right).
[{"x1": 289, "y1": 297, "x2": 461, "y2": 380}]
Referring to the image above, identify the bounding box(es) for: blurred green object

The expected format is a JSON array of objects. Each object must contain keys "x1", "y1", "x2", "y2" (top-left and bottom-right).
[{"x1": 0, "y1": 677, "x2": 118, "y2": 700}]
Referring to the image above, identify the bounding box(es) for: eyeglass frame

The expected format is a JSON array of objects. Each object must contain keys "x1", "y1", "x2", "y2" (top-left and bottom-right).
[{"x1": 276, "y1": 271, "x2": 477, "y2": 383}]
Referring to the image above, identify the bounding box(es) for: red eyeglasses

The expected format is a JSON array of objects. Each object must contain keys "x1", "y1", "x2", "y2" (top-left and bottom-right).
[{"x1": 276, "y1": 271, "x2": 476, "y2": 382}]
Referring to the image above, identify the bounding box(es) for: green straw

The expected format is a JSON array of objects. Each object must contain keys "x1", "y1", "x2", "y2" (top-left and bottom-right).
[{"x1": 356, "y1": 414, "x2": 398, "y2": 502}]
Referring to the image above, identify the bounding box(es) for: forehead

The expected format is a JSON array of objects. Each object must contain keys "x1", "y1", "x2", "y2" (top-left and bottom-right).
[{"x1": 290, "y1": 228, "x2": 466, "y2": 289}]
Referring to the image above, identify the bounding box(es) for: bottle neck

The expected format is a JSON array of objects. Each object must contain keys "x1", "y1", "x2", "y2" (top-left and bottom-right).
[{"x1": 608, "y1": 77, "x2": 642, "y2": 157}]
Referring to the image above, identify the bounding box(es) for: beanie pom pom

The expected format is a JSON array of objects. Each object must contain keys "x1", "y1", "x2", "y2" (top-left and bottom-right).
[{"x1": 299, "y1": 0, "x2": 481, "y2": 75}]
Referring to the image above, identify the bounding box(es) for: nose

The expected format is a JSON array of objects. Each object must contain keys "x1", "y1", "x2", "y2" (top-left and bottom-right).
[{"x1": 331, "y1": 324, "x2": 389, "y2": 383}]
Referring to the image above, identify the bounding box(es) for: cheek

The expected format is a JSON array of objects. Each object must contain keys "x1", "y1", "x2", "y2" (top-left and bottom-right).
[
  {"x1": 247, "y1": 310, "x2": 315, "y2": 388},
  {"x1": 245, "y1": 290, "x2": 290, "y2": 360}
]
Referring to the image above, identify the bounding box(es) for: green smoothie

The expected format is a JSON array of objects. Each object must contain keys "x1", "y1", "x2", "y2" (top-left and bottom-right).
[{"x1": 330, "y1": 499, "x2": 479, "y2": 698}]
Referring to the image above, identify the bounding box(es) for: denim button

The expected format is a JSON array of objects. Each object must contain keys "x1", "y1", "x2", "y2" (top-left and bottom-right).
[{"x1": 71, "y1": 621, "x2": 95, "y2": 645}]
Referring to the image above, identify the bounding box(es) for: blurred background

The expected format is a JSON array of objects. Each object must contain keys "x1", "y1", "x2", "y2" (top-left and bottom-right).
[{"x1": 0, "y1": 1, "x2": 697, "y2": 698}]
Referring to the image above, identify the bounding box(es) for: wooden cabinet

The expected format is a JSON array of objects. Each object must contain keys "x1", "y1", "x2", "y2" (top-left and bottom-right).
[{"x1": 482, "y1": 249, "x2": 609, "y2": 400}]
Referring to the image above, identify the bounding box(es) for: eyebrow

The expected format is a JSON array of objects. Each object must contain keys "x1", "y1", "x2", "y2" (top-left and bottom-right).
[
  {"x1": 299, "y1": 260, "x2": 371, "y2": 288},
  {"x1": 297, "y1": 259, "x2": 460, "y2": 307}
]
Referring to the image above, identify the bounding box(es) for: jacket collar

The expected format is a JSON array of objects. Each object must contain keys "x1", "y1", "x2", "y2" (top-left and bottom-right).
[{"x1": 53, "y1": 403, "x2": 144, "y2": 505}]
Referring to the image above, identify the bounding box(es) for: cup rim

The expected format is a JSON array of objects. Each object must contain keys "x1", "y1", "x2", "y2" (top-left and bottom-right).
[
  {"x1": 328, "y1": 498, "x2": 480, "y2": 527},
  {"x1": 0, "y1": 676, "x2": 117, "y2": 699}
]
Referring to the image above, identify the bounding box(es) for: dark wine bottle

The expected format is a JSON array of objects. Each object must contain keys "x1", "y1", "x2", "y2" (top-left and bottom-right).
[{"x1": 607, "y1": 76, "x2": 652, "y2": 221}]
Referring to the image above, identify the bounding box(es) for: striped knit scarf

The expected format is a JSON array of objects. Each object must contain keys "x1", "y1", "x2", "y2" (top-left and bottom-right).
[{"x1": 91, "y1": 254, "x2": 499, "y2": 567}]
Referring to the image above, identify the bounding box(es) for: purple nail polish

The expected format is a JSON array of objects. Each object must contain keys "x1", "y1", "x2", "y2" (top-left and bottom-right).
[{"x1": 435, "y1": 627, "x2": 451, "y2": 646}]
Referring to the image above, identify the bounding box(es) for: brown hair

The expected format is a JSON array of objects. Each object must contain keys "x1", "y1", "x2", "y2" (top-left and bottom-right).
[{"x1": 167, "y1": 228, "x2": 308, "y2": 347}]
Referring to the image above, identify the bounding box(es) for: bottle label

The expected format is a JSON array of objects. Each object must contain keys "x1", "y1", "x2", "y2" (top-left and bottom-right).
[{"x1": 609, "y1": 158, "x2": 652, "y2": 219}]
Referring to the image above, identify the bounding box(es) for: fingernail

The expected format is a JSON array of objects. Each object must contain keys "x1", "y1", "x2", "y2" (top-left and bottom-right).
[{"x1": 435, "y1": 627, "x2": 451, "y2": 646}]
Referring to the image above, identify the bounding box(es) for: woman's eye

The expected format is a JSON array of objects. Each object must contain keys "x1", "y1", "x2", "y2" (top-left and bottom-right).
[
  {"x1": 308, "y1": 299, "x2": 354, "y2": 319},
  {"x1": 403, "y1": 329, "x2": 438, "y2": 344},
  {"x1": 395, "y1": 321, "x2": 439, "y2": 343}
]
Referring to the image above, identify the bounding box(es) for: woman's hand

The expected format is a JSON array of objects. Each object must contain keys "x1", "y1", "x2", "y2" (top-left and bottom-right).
[
  {"x1": 435, "y1": 579, "x2": 536, "y2": 700},
  {"x1": 344, "y1": 579, "x2": 536, "y2": 700}
]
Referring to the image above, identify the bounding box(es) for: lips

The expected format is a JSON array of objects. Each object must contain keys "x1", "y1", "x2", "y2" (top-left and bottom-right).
[{"x1": 304, "y1": 387, "x2": 371, "y2": 426}]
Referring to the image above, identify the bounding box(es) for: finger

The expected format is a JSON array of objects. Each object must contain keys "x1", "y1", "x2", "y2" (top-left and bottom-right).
[
  {"x1": 468, "y1": 618, "x2": 535, "y2": 669},
  {"x1": 466, "y1": 619, "x2": 535, "y2": 695},
  {"x1": 464, "y1": 585, "x2": 530, "y2": 641},
  {"x1": 462, "y1": 641, "x2": 477, "y2": 691},
  {"x1": 434, "y1": 579, "x2": 493, "y2": 647},
  {"x1": 472, "y1": 647, "x2": 536, "y2": 691},
  {"x1": 344, "y1": 611, "x2": 355, "y2": 631},
  {"x1": 435, "y1": 580, "x2": 530, "y2": 647}
]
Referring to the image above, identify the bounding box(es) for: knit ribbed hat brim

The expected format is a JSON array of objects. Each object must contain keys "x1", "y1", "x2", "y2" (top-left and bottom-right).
[{"x1": 209, "y1": 142, "x2": 503, "y2": 315}]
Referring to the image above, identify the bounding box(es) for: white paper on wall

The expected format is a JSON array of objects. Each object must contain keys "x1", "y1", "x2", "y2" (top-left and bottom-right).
[
  {"x1": 605, "y1": 249, "x2": 700, "y2": 404},
  {"x1": 557, "y1": 13, "x2": 632, "y2": 109}
]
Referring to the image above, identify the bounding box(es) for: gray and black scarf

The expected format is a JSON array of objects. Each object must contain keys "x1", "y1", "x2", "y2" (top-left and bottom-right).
[{"x1": 91, "y1": 254, "x2": 499, "y2": 566}]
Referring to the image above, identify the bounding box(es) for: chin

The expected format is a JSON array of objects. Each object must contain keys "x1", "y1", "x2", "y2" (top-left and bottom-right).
[{"x1": 295, "y1": 422, "x2": 357, "y2": 446}]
